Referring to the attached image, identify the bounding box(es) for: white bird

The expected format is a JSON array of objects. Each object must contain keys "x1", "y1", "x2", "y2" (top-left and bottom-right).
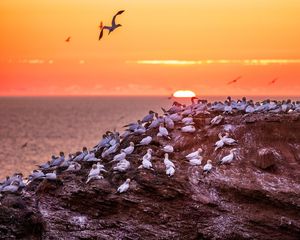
[
  {"x1": 138, "y1": 158, "x2": 153, "y2": 170},
  {"x1": 189, "y1": 158, "x2": 202, "y2": 166},
  {"x1": 181, "y1": 125, "x2": 196, "y2": 133},
  {"x1": 214, "y1": 139, "x2": 224, "y2": 151},
  {"x1": 86, "y1": 164, "x2": 104, "y2": 183},
  {"x1": 157, "y1": 124, "x2": 170, "y2": 138},
  {"x1": 185, "y1": 148, "x2": 203, "y2": 160},
  {"x1": 45, "y1": 171, "x2": 57, "y2": 180},
  {"x1": 210, "y1": 115, "x2": 223, "y2": 125},
  {"x1": 99, "y1": 10, "x2": 125, "y2": 40},
  {"x1": 203, "y1": 160, "x2": 213, "y2": 173},
  {"x1": 65, "y1": 162, "x2": 81, "y2": 171},
  {"x1": 123, "y1": 142, "x2": 135, "y2": 155},
  {"x1": 28, "y1": 170, "x2": 45, "y2": 181},
  {"x1": 73, "y1": 147, "x2": 88, "y2": 161},
  {"x1": 163, "y1": 145, "x2": 174, "y2": 153},
  {"x1": 113, "y1": 159, "x2": 130, "y2": 172},
  {"x1": 138, "y1": 136, "x2": 152, "y2": 146},
  {"x1": 102, "y1": 143, "x2": 120, "y2": 158},
  {"x1": 164, "y1": 116, "x2": 175, "y2": 129},
  {"x1": 163, "y1": 153, "x2": 175, "y2": 168},
  {"x1": 222, "y1": 133, "x2": 237, "y2": 145},
  {"x1": 142, "y1": 149, "x2": 153, "y2": 162},
  {"x1": 1, "y1": 181, "x2": 19, "y2": 193},
  {"x1": 166, "y1": 166, "x2": 175, "y2": 176},
  {"x1": 112, "y1": 150, "x2": 126, "y2": 162},
  {"x1": 182, "y1": 115, "x2": 194, "y2": 125},
  {"x1": 169, "y1": 113, "x2": 182, "y2": 122},
  {"x1": 117, "y1": 178, "x2": 130, "y2": 193},
  {"x1": 220, "y1": 149, "x2": 236, "y2": 164}
]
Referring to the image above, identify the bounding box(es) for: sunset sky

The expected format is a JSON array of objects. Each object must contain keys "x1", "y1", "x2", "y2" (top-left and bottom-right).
[{"x1": 0, "y1": 0, "x2": 300, "y2": 96}]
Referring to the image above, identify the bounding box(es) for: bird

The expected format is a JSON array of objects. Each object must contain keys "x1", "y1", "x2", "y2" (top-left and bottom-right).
[
  {"x1": 219, "y1": 149, "x2": 237, "y2": 164},
  {"x1": 222, "y1": 133, "x2": 237, "y2": 145},
  {"x1": 163, "y1": 145, "x2": 174, "y2": 153},
  {"x1": 99, "y1": 21, "x2": 103, "y2": 29},
  {"x1": 166, "y1": 165, "x2": 175, "y2": 177},
  {"x1": 189, "y1": 158, "x2": 202, "y2": 166},
  {"x1": 182, "y1": 115, "x2": 194, "y2": 125},
  {"x1": 268, "y1": 78, "x2": 278, "y2": 85},
  {"x1": 138, "y1": 158, "x2": 153, "y2": 170},
  {"x1": 157, "y1": 123, "x2": 170, "y2": 139},
  {"x1": 181, "y1": 125, "x2": 196, "y2": 133},
  {"x1": 65, "y1": 162, "x2": 81, "y2": 172},
  {"x1": 142, "y1": 149, "x2": 153, "y2": 162},
  {"x1": 137, "y1": 136, "x2": 152, "y2": 146},
  {"x1": 163, "y1": 153, "x2": 175, "y2": 168},
  {"x1": 28, "y1": 170, "x2": 45, "y2": 182},
  {"x1": 111, "y1": 150, "x2": 126, "y2": 162},
  {"x1": 227, "y1": 76, "x2": 242, "y2": 85},
  {"x1": 99, "y1": 10, "x2": 125, "y2": 40},
  {"x1": 45, "y1": 171, "x2": 57, "y2": 180},
  {"x1": 1, "y1": 181, "x2": 20, "y2": 193},
  {"x1": 203, "y1": 160, "x2": 213, "y2": 173},
  {"x1": 185, "y1": 148, "x2": 203, "y2": 160},
  {"x1": 113, "y1": 159, "x2": 130, "y2": 172},
  {"x1": 210, "y1": 115, "x2": 223, "y2": 125},
  {"x1": 86, "y1": 164, "x2": 104, "y2": 183},
  {"x1": 117, "y1": 178, "x2": 130, "y2": 193},
  {"x1": 65, "y1": 36, "x2": 71, "y2": 42},
  {"x1": 122, "y1": 142, "x2": 135, "y2": 155}
]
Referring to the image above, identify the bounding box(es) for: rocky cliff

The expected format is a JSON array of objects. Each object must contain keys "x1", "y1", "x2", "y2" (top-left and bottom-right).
[{"x1": 1, "y1": 112, "x2": 300, "y2": 240}]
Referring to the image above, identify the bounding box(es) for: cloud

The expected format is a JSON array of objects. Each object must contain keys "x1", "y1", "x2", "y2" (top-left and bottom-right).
[{"x1": 128, "y1": 59, "x2": 300, "y2": 66}]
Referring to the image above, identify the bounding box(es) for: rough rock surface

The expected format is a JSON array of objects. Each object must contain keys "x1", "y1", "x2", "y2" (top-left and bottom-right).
[{"x1": 1, "y1": 112, "x2": 300, "y2": 240}]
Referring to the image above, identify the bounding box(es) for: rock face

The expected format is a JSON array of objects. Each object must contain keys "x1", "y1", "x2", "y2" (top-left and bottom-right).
[{"x1": 1, "y1": 112, "x2": 300, "y2": 240}]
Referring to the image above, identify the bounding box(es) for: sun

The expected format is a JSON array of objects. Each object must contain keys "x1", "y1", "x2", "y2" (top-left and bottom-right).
[{"x1": 173, "y1": 90, "x2": 196, "y2": 98}]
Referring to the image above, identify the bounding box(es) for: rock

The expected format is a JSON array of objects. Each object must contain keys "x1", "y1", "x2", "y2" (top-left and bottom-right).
[
  {"x1": 1, "y1": 112, "x2": 300, "y2": 239},
  {"x1": 255, "y1": 147, "x2": 282, "y2": 169}
]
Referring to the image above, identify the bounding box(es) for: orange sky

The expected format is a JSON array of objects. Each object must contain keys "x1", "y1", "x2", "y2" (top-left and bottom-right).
[{"x1": 0, "y1": 0, "x2": 300, "y2": 96}]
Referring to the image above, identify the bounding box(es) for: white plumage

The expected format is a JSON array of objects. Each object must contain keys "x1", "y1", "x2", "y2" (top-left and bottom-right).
[{"x1": 117, "y1": 179, "x2": 131, "y2": 193}]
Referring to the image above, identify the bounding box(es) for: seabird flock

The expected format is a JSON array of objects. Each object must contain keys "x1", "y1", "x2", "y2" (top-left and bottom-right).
[{"x1": 1, "y1": 96, "x2": 299, "y2": 195}]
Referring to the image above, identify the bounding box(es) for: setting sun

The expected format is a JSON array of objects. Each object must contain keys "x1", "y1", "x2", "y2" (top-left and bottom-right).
[{"x1": 173, "y1": 90, "x2": 196, "y2": 98}]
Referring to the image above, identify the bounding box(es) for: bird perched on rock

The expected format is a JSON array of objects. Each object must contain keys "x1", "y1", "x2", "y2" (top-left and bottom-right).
[
  {"x1": 0, "y1": 181, "x2": 20, "y2": 193},
  {"x1": 122, "y1": 142, "x2": 135, "y2": 155},
  {"x1": 73, "y1": 147, "x2": 88, "y2": 161},
  {"x1": 166, "y1": 165, "x2": 175, "y2": 177},
  {"x1": 111, "y1": 149, "x2": 127, "y2": 162},
  {"x1": 45, "y1": 171, "x2": 57, "y2": 180},
  {"x1": 65, "y1": 162, "x2": 81, "y2": 172},
  {"x1": 185, "y1": 148, "x2": 203, "y2": 160},
  {"x1": 117, "y1": 178, "x2": 130, "y2": 193},
  {"x1": 86, "y1": 164, "x2": 105, "y2": 183},
  {"x1": 163, "y1": 145, "x2": 174, "y2": 153},
  {"x1": 189, "y1": 158, "x2": 202, "y2": 166},
  {"x1": 113, "y1": 159, "x2": 130, "y2": 172},
  {"x1": 142, "y1": 149, "x2": 153, "y2": 162},
  {"x1": 163, "y1": 153, "x2": 175, "y2": 168},
  {"x1": 210, "y1": 115, "x2": 223, "y2": 125},
  {"x1": 137, "y1": 136, "x2": 152, "y2": 146},
  {"x1": 203, "y1": 160, "x2": 213, "y2": 173},
  {"x1": 157, "y1": 123, "x2": 170, "y2": 139},
  {"x1": 219, "y1": 149, "x2": 237, "y2": 164},
  {"x1": 181, "y1": 125, "x2": 196, "y2": 133},
  {"x1": 99, "y1": 10, "x2": 125, "y2": 40}
]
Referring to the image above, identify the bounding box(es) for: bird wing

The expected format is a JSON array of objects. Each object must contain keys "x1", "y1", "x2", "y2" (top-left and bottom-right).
[
  {"x1": 112, "y1": 10, "x2": 125, "y2": 26},
  {"x1": 99, "y1": 28, "x2": 104, "y2": 40}
]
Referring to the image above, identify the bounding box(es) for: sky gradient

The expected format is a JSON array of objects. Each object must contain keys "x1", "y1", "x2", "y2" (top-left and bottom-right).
[{"x1": 1, "y1": 0, "x2": 300, "y2": 96}]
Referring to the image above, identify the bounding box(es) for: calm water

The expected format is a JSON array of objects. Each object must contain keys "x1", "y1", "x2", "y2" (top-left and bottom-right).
[{"x1": 0, "y1": 96, "x2": 298, "y2": 178}]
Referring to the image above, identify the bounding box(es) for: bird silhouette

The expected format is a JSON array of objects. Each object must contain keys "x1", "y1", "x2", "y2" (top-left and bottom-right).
[
  {"x1": 99, "y1": 10, "x2": 125, "y2": 40},
  {"x1": 227, "y1": 76, "x2": 242, "y2": 85},
  {"x1": 99, "y1": 21, "x2": 103, "y2": 29},
  {"x1": 65, "y1": 36, "x2": 71, "y2": 42},
  {"x1": 268, "y1": 78, "x2": 278, "y2": 85}
]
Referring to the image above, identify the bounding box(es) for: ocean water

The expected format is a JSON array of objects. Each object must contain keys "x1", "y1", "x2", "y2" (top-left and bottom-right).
[{"x1": 0, "y1": 96, "x2": 298, "y2": 178}]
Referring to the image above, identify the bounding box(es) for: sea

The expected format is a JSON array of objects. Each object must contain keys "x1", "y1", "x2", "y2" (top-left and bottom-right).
[{"x1": 0, "y1": 96, "x2": 298, "y2": 178}]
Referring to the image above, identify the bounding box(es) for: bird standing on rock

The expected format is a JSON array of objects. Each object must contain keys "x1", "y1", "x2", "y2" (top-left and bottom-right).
[
  {"x1": 203, "y1": 160, "x2": 213, "y2": 173},
  {"x1": 117, "y1": 178, "x2": 130, "y2": 193}
]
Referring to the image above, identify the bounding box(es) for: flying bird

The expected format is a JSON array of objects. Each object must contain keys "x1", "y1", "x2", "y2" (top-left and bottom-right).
[
  {"x1": 227, "y1": 76, "x2": 242, "y2": 85},
  {"x1": 99, "y1": 21, "x2": 103, "y2": 30},
  {"x1": 65, "y1": 37, "x2": 71, "y2": 42},
  {"x1": 268, "y1": 78, "x2": 278, "y2": 85},
  {"x1": 99, "y1": 10, "x2": 125, "y2": 40}
]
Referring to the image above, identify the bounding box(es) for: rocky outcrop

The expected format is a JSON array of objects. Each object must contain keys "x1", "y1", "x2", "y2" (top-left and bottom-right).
[{"x1": 1, "y1": 112, "x2": 300, "y2": 239}]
